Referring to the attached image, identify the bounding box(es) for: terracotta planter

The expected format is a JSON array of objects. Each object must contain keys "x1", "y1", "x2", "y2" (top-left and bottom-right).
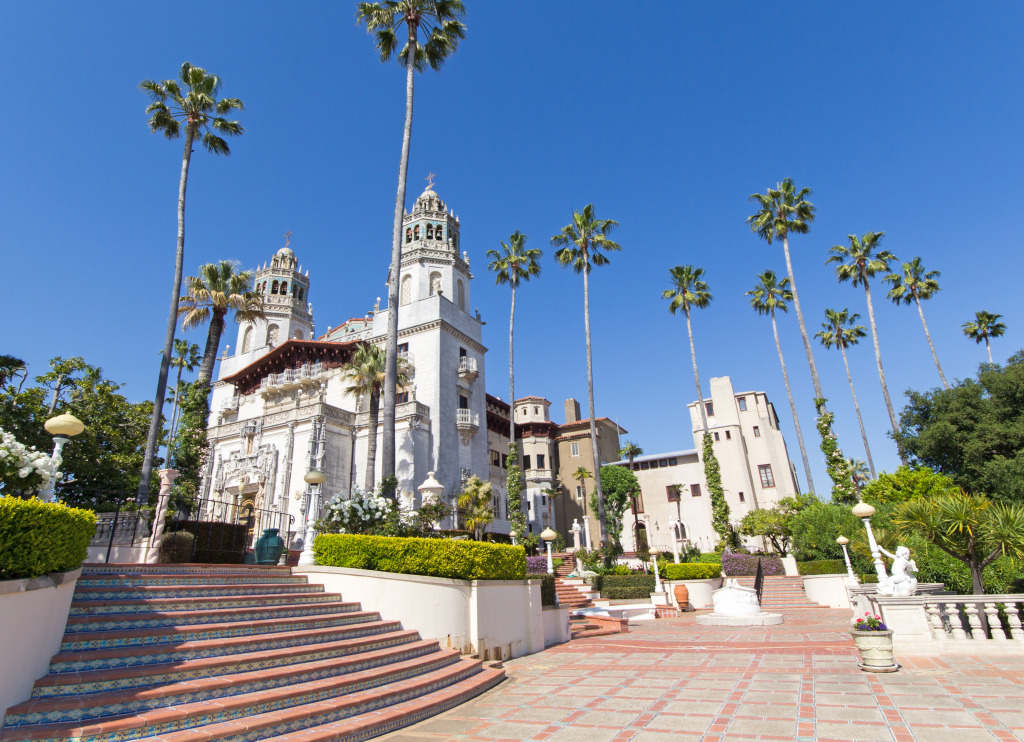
[
  {"x1": 850, "y1": 629, "x2": 898, "y2": 672},
  {"x1": 673, "y1": 583, "x2": 690, "y2": 611}
]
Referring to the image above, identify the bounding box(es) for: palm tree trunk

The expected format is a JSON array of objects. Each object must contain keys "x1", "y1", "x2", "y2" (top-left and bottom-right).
[
  {"x1": 168, "y1": 363, "x2": 184, "y2": 443},
  {"x1": 863, "y1": 282, "x2": 900, "y2": 437},
  {"x1": 685, "y1": 307, "x2": 708, "y2": 433},
  {"x1": 840, "y1": 344, "x2": 876, "y2": 478},
  {"x1": 196, "y1": 311, "x2": 225, "y2": 385},
  {"x1": 139, "y1": 124, "x2": 195, "y2": 501},
  {"x1": 985, "y1": 337, "x2": 993, "y2": 364},
  {"x1": 509, "y1": 285, "x2": 516, "y2": 442},
  {"x1": 582, "y1": 268, "x2": 607, "y2": 544},
  {"x1": 365, "y1": 390, "x2": 380, "y2": 491},
  {"x1": 770, "y1": 311, "x2": 815, "y2": 492},
  {"x1": 915, "y1": 297, "x2": 948, "y2": 389},
  {"x1": 381, "y1": 25, "x2": 418, "y2": 484},
  {"x1": 782, "y1": 236, "x2": 825, "y2": 409}
]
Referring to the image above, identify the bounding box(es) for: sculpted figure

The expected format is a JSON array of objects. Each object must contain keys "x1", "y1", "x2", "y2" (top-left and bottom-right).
[{"x1": 878, "y1": 545, "x2": 918, "y2": 596}]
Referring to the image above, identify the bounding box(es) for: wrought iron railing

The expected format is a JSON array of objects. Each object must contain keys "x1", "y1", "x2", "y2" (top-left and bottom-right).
[{"x1": 169, "y1": 495, "x2": 296, "y2": 563}]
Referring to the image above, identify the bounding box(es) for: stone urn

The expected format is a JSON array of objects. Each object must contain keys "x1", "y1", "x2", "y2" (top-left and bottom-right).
[
  {"x1": 255, "y1": 528, "x2": 286, "y2": 565},
  {"x1": 673, "y1": 583, "x2": 690, "y2": 611},
  {"x1": 850, "y1": 629, "x2": 898, "y2": 672}
]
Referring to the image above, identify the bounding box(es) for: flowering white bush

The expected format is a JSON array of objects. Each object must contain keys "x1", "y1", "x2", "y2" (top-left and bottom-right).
[
  {"x1": 320, "y1": 490, "x2": 395, "y2": 534},
  {"x1": 0, "y1": 428, "x2": 60, "y2": 495}
]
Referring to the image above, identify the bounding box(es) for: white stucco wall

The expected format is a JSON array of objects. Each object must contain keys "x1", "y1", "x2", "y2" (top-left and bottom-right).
[{"x1": 801, "y1": 574, "x2": 852, "y2": 608}]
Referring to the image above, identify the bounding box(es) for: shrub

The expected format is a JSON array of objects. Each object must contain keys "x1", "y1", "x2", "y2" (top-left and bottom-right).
[
  {"x1": 0, "y1": 496, "x2": 96, "y2": 580},
  {"x1": 526, "y1": 555, "x2": 547, "y2": 573},
  {"x1": 695, "y1": 553, "x2": 722, "y2": 564},
  {"x1": 159, "y1": 531, "x2": 195, "y2": 563},
  {"x1": 798, "y1": 559, "x2": 845, "y2": 576},
  {"x1": 527, "y1": 572, "x2": 556, "y2": 606},
  {"x1": 663, "y1": 563, "x2": 721, "y2": 580},
  {"x1": 168, "y1": 520, "x2": 248, "y2": 564},
  {"x1": 594, "y1": 573, "x2": 655, "y2": 600},
  {"x1": 721, "y1": 553, "x2": 783, "y2": 576},
  {"x1": 790, "y1": 503, "x2": 864, "y2": 561},
  {"x1": 315, "y1": 534, "x2": 526, "y2": 580}
]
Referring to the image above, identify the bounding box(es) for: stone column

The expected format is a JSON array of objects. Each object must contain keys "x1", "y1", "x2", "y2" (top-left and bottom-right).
[{"x1": 146, "y1": 469, "x2": 178, "y2": 564}]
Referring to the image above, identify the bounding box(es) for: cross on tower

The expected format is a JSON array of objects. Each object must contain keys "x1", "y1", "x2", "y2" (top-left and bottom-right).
[
  {"x1": 425, "y1": 172, "x2": 437, "y2": 190},
  {"x1": 284, "y1": 230, "x2": 292, "y2": 248}
]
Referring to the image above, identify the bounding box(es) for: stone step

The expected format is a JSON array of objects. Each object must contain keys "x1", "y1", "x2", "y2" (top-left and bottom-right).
[
  {"x1": 81, "y1": 564, "x2": 293, "y2": 577},
  {"x1": 63, "y1": 600, "x2": 361, "y2": 633},
  {"x1": 76, "y1": 574, "x2": 309, "y2": 588},
  {"x1": 73, "y1": 582, "x2": 324, "y2": 601},
  {"x1": 68, "y1": 591, "x2": 340, "y2": 616},
  {"x1": 33, "y1": 630, "x2": 423, "y2": 698}
]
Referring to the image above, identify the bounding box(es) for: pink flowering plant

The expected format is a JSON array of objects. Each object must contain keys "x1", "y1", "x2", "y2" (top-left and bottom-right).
[{"x1": 852, "y1": 612, "x2": 888, "y2": 631}]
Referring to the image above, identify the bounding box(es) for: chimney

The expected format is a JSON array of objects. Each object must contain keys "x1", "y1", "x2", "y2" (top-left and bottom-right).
[{"x1": 564, "y1": 398, "x2": 581, "y2": 424}]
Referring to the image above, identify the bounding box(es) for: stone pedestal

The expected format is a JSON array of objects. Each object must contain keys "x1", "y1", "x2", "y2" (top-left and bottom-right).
[{"x1": 696, "y1": 578, "x2": 784, "y2": 626}]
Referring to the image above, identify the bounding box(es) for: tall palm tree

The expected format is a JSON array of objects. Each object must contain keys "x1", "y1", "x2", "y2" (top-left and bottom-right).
[
  {"x1": 827, "y1": 232, "x2": 900, "y2": 436},
  {"x1": 816, "y1": 308, "x2": 876, "y2": 478},
  {"x1": 552, "y1": 204, "x2": 621, "y2": 545},
  {"x1": 342, "y1": 344, "x2": 411, "y2": 491},
  {"x1": 962, "y1": 311, "x2": 1007, "y2": 364},
  {"x1": 486, "y1": 230, "x2": 542, "y2": 442},
  {"x1": 846, "y1": 457, "x2": 870, "y2": 499},
  {"x1": 541, "y1": 486, "x2": 560, "y2": 529},
  {"x1": 617, "y1": 441, "x2": 643, "y2": 544},
  {"x1": 0, "y1": 355, "x2": 26, "y2": 389},
  {"x1": 178, "y1": 261, "x2": 264, "y2": 386},
  {"x1": 747, "y1": 179, "x2": 824, "y2": 411},
  {"x1": 884, "y1": 257, "x2": 948, "y2": 389},
  {"x1": 662, "y1": 265, "x2": 713, "y2": 433},
  {"x1": 572, "y1": 466, "x2": 591, "y2": 505},
  {"x1": 747, "y1": 270, "x2": 814, "y2": 492},
  {"x1": 137, "y1": 62, "x2": 243, "y2": 500},
  {"x1": 168, "y1": 340, "x2": 201, "y2": 441},
  {"x1": 356, "y1": 1, "x2": 466, "y2": 484}
]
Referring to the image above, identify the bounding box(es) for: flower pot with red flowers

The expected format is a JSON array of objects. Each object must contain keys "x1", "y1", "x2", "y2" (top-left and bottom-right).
[{"x1": 850, "y1": 613, "x2": 898, "y2": 672}]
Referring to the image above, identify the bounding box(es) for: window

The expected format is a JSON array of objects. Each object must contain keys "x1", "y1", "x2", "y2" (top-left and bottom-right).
[
  {"x1": 713, "y1": 432, "x2": 720, "y2": 442},
  {"x1": 523, "y1": 455, "x2": 531, "y2": 470},
  {"x1": 491, "y1": 450, "x2": 501, "y2": 467},
  {"x1": 398, "y1": 342, "x2": 409, "y2": 358},
  {"x1": 536, "y1": 454, "x2": 545, "y2": 469},
  {"x1": 396, "y1": 391, "x2": 409, "y2": 404},
  {"x1": 570, "y1": 442, "x2": 579, "y2": 457},
  {"x1": 738, "y1": 397, "x2": 747, "y2": 411},
  {"x1": 534, "y1": 406, "x2": 539, "y2": 415},
  {"x1": 738, "y1": 492, "x2": 745, "y2": 503},
  {"x1": 669, "y1": 458, "x2": 678, "y2": 466},
  {"x1": 753, "y1": 426, "x2": 760, "y2": 438},
  {"x1": 640, "y1": 461, "x2": 650, "y2": 470},
  {"x1": 705, "y1": 402, "x2": 714, "y2": 417},
  {"x1": 725, "y1": 431, "x2": 731, "y2": 440},
  {"x1": 674, "y1": 521, "x2": 687, "y2": 541},
  {"x1": 758, "y1": 464, "x2": 775, "y2": 488},
  {"x1": 690, "y1": 484, "x2": 702, "y2": 497},
  {"x1": 575, "y1": 486, "x2": 583, "y2": 500},
  {"x1": 666, "y1": 485, "x2": 681, "y2": 502},
  {"x1": 659, "y1": 459, "x2": 669, "y2": 467},
  {"x1": 459, "y1": 395, "x2": 469, "y2": 409},
  {"x1": 459, "y1": 347, "x2": 467, "y2": 358},
  {"x1": 633, "y1": 490, "x2": 645, "y2": 514}
]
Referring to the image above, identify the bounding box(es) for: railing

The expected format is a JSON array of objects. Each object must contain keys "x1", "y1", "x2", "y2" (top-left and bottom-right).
[
  {"x1": 924, "y1": 596, "x2": 1024, "y2": 641},
  {"x1": 456, "y1": 409, "x2": 479, "y2": 427},
  {"x1": 55, "y1": 487, "x2": 153, "y2": 563},
  {"x1": 170, "y1": 494, "x2": 297, "y2": 563},
  {"x1": 260, "y1": 363, "x2": 324, "y2": 391},
  {"x1": 457, "y1": 357, "x2": 478, "y2": 377},
  {"x1": 223, "y1": 395, "x2": 239, "y2": 411}
]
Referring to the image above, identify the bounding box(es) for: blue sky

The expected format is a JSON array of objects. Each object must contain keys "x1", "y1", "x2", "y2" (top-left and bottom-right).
[{"x1": 2, "y1": 2, "x2": 1020, "y2": 495}]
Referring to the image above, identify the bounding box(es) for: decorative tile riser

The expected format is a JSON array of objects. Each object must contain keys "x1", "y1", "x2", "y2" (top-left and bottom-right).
[
  {"x1": 81, "y1": 566, "x2": 291, "y2": 577},
  {"x1": 50, "y1": 622, "x2": 402, "y2": 673},
  {"x1": 73, "y1": 585, "x2": 324, "y2": 601},
  {"x1": 64, "y1": 604, "x2": 361, "y2": 633},
  {"x1": 33, "y1": 633, "x2": 421, "y2": 698},
  {"x1": 60, "y1": 612, "x2": 384, "y2": 652},
  {"x1": 77, "y1": 576, "x2": 307, "y2": 588},
  {"x1": 68, "y1": 595, "x2": 338, "y2": 616},
  {"x1": 7, "y1": 646, "x2": 450, "y2": 726},
  {"x1": 3, "y1": 662, "x2": 480, "y2": 742}
]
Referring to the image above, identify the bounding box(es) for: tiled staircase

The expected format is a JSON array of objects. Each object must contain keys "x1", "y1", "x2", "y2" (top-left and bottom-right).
[
  {"x1": 732, "y1": 575, "x2": 829, "y2": 612},
  {"x1": 0, "y1": 563, "x2": 503, "y2": 742},
  {"x1": 552, "y1": 555, "x2": 595, "y2": 610}
]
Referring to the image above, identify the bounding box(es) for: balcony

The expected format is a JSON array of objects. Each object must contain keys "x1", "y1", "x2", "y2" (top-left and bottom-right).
[
  {"x1": 457, "y1": 356, "x2": 478, "y2": 382},
  {"x1": 223, "y1": 395, "x2": 239, "y2": 412},
  {"x1": 456, "y1": 407, "x2": 480, "y2": 443},
  {"x1": 259, "y1": 362, "x2": 325, "y2": 396}
]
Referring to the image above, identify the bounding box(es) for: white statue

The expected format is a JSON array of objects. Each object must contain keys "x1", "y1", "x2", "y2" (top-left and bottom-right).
[
  {"x1": 711, "y1": 578, "x2": 762, "y2": 616},
  {"x1": 877, "y1": 545, "x2": 918, "y2": 596}
]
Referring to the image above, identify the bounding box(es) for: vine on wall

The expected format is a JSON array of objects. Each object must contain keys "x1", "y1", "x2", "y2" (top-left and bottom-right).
[{"x1": 815, "y1": 397, "x2": 858, "y2": 505}]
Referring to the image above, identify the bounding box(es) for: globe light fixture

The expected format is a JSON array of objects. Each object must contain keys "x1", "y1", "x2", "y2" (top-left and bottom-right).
[
  {"x1": 651, "y1": 547, "x2": 663, "y2": 592},
  {"x1": 303, "y1": 469, "x2": 326, "y2": 486},
  {"x1": 541, "y1": 527, "x2": 557, "y2": 574},
  {"x1": 40, "y1": 413, "x2": 85, "y2": 502},
  {"x1": 298, "y1": 469, "x2": 326, "y2": 567}
]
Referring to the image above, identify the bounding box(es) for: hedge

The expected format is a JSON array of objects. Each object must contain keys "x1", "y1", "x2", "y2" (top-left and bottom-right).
[
  {"x1": 664, "y1": 563, "x2": 721, "y2": 580},
  {"x1": 167, "y1": 521, "x2": 248, "y2": 564},
  {"x1": 0, "y1": 496, "x2": 96, "y2": 580},
  {"x1": 527, "y1": 572, "x2": 556, "y2": 606},
  {"x1": 594, "y1": 573, "x2": 655, "y2": 600},
  {"x1": 721, "y1": 553, "x2": 784, "y2": 576},
  {"x1": 695, "y1": 553, "x2": 723, "y2": 564},
  {"x1": 159, "y1": 532, "x2": 195, "y2": 563},
  {"x1": 315, "y1": 534, "x2": 526, "y2": 580},
  {"x1": 798, "y1": 559, "x2": 845, "y2": 576}
]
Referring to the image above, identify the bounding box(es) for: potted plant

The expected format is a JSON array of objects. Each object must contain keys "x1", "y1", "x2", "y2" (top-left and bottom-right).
[{"x1": 850, "y1": 612, "x2": 898, "y2": 672}]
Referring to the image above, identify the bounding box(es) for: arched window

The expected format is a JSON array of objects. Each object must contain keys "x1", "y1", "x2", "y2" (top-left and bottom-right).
[
  {"x1": 457, "y1": 280, "x2": 465, "y2": 310},
  {"x1": 271, "y1": 280, "x2": 279, "y2": 295},
  {"x1": 294, "y1": 329, "x2": 303, "y2": 340},
  {"x1": 280, "y1": 281, "x2": 287, "y2": 295},
  {"x1": 266, "y1": 324, "x2": 279, "y2": 347},
  {"x1": 436, "y1": 223, "x2": 444, "y2": 240},
  {"x1": 635, "y1": 522, "x2": 649, "y2": 552},
  {"x1": 241, "y1": 327, "x2": 253, "y2": 353},
  {"x1": 298, "y1": 287, "x2": 304, "y2": 301},
  {"x1": 400, "y1": 275, "x2": 413, "y2": 306},
  {"x1": 426, "y1": 224, "x2": 434, "y2": 240},
  {"x1": 674, "y1": 522, "x2": 688, "y2": 541},
  {"x1": 413, "y1": 225, "x2": 420, "y2": 241},
  {"x1": 405, "y1": 228, "x2": 412, "y2": 244},
  {"x1": 429, "y1": 272, "x2": 442, "y2": 296}
]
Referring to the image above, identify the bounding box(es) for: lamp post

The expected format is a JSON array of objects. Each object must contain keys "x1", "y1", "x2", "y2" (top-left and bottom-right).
[
  {"x1": 852, "y1": 502, "x2": 887, "y2": 585},
  {"x1": 417, "y1": 471, "x2": 444, "y2": 531},
  {"x1": 298, "y1": 469, "x2": 326, "y2": 567},
  {"x1": 541, "y1": 527, "x2": 557, "y2": 575},
  {"x1": 41, "y1": 413, "x2": 84, "y2": 502},
  {"x1": 651, "y1": 547, "x2": 663, "y2": 593},
  {"x1": 667, "y1": 518, "x2": 681, "y2": 564},
  {"x1": 836, "y1": 536, "x2": 859, "y2": 587},
  {"x1": 509, "y1": 530, "x2": 518, "y2": 546}
]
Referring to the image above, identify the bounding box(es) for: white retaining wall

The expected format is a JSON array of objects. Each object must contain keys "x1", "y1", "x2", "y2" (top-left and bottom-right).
[
  {"x1": 801, "y1": 574, "x2": 852, "y2": 608},
  {"x1": 664, "y1": 578, "x2": 723, "y2": 609}
]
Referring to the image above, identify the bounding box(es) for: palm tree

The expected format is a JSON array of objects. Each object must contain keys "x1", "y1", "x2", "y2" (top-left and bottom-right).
[
  {"x1": 457, "y1": 475, "x2": 494, "y2": 541},
  {"x1": 137, "y1": 62, "x2": 244, "y2": 500},
  {"x1": 884, "y1": 257, "x2": 948, "y2": 389},
  {"x1": 541, "y1": 486, "x2": 560, "y2": 529},
  {"x1": 178, "y1": 261, "x2": 264, "y2": 386},
  {"x1": 816, "y1": 309, "x2": 876, "y2": 478},
  {"x1": 962, "y1": 311, "x2": 1007, "y2": 364},
  {"x1": 0, "y1": 355, "x2": 26, "y2": 389},
  {"x1": 356, "y1": 1, "x2": 466, "y2": 484},
  {"x1": 827, "y1": 232, "x2": 900, "y2": 437},
  {"x1": 747, "y1": 179, "x2": 824, "y2": 411},
  {"x1": 167, "y1": 340, "x2": 201, "y2": 441},
  {"x1": 617, "y1": 441, "x2": 644, "y2": 544},
  {"x1": 846, "y1": 457, "x2": 870, "y2": 500},
  {"x1": 662, "y1": 265, "x2": 713, "y2": 433},
  {"x1": 747, "y1": 270, "x2": 815, "y2": 493},
  {"x1": 552, "y1": 204, "x2": 621, "y2": 545},
  {"x1": 572, "y1": 466, "x2": 591, "y2": 505},
  {"x1": 486, "y1": 230, "x2": 542, "y2": 442},
  {"x1": 342, "y1": 344, "x2": 411, "y2": 491}
]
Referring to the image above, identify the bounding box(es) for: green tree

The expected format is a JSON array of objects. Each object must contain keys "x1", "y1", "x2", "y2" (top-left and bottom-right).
[
  {"x1": 816, "y1": 308, "x2": 875, "y2": 478},
  {"x1": 177, "y1": 260, "x2": 264, "y2": 386},
  {"x1": 861, "y1": 466, "x2": 959, "y2": 507},
  {"x1": 138, "y1": 62, "x2": 244, "y2": 500},
  {"x1": 591, "y1": 465, "x2": 638, "y2": 555},
  {"x1": 827, "y1": 231, "x2": 900, "y2": 438},
  {"x1": 747, "y1": 179, "x2": 824, "y2": 411},
  {"x1": 884, "y1": 257, "x2": 948, "y2": 389},
  {"x1": 0, "y1": 355, "x2": 26, "y2": 389},
  {"x1": 617, "y1": 441, "x2": 643, "y2": 542},
  {"x1": 747, "y1": 270, "x2": 814, "y2": 492},
  {"x1": 342, "y1": 344, "x2": 410, "y2": 492},
  {"x1": 895, "y1": 491, "x2": 1024, "y2": 594},
  {"x1": 789, "y1": 501, "x2": 865, "y2": 561},
  {"x1": 541, "y1": 486, "x2": 560, "y2": 530},
  {"x1": 895, "y1": 351, "x2": 1024, "y2": 501},
  {"x1": 662, "y1": 265, "x2": 713, "y2": 432},
  {"x1": 739, "y1": 493, "x2": 817, "y2": 555},
  {"x1": 167, "y1": 380, "x2": 209, "y2": 510},
  {"x1": 457, "y1": 475, "x2": 494, "y2": 541},
  {"x1": 356, "y1": 0, "x2": 466, "y2": 484},
  {"x1": 505, "y1": 442, "x2": 528, "y2": 547},
  {"x1": 552, "y1": 204, "x2": 621, "y2": 545},
  {"x1": 962, "y1": 310, "x2": 1006, "y2": 365},
  {"x1": 702, "y1": 433, "x2": 733, "y2": 547},
  {"x1": 167, "y1": 340, "x2": 201, "y2": 441},
  {"x1": 486, "y1": 230, "x2": 542, "y2": 443}
]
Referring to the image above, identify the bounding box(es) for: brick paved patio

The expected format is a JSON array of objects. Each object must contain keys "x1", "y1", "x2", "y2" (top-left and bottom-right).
[{"x1": 382, "y1": 607, "x2": 1024, "y2": 741}]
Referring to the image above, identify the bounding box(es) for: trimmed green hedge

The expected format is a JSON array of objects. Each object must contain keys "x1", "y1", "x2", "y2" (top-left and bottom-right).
[
  {"x1": 0, "y1": 496, "x2": 96, "y2": 580},
  {"x1": 527, "y1": 572, "x2": 557, "y2": 606},
  {"x1": 798, "y1": 559, "x2": 845, "y2": 575},
  {"x1": 664, "y1": 563, "x2": 721, "y2": 580},
  {"x1": 315, "y1": 534, "x2": 526, "y2": 580},
  {"x1": 594, "y1": 573, "x2": 655, "y2": 600},
  {"x1": 695, "y1": 553, "x2": 722, "y2": 564}
]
